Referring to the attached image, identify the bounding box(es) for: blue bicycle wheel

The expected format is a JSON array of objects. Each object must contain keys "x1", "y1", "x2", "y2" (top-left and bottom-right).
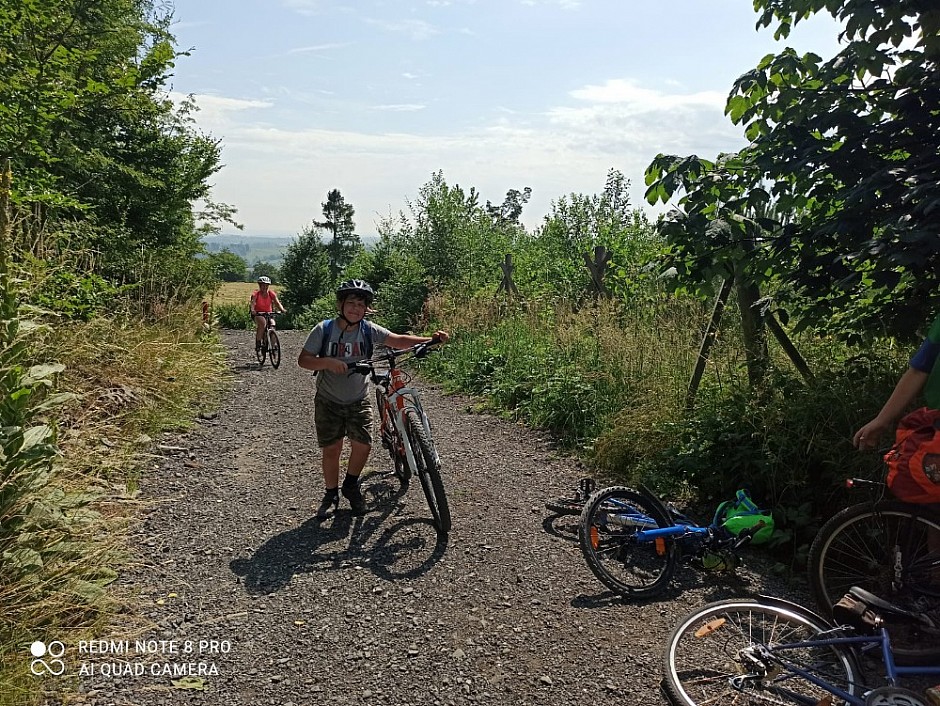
[{"x1": 577, "y1": 485, "x2": 677, "y2": 599}]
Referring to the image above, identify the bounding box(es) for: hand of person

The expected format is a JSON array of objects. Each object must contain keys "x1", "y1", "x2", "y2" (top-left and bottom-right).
[
  {"x1": 853, "y1": 418, "x2": 890, "y2": 450},
  {"x1": 430, "y1": 330, "x2": 450, "y2": 344},
  {"x1": 325, "y1": 358, "x2": 348, "y2": 374}
]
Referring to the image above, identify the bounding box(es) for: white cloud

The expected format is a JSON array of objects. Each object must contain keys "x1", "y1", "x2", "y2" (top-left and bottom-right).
[
  {"x1": 365, "y1": 18, "x2": 440, "y2": 41},
  {"x1": 520, "y1": 0, "x2": 582, "y2": 8},
  {"x1": 570, "y1": 78, "x2": 724, "y2": 111},
  {"x1": 372, "y1": 104, "x2": 426, "y2": 112},
  {"x1": 283, "y1": 0, "x2": 321, "y2": 16},
  {"x1": 288, "y1": 43, "x2": 349, "y2": 54},
  {"x1": 184, "y1": 82, "x2": 742, "y2": 234}
]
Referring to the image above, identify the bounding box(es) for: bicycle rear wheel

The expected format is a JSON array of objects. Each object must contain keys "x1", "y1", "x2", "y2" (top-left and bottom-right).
[
  {"x1": 545, "y1": 497, "x2": 585, "y2": 515},
  {"x1": 405, "y1": 409, "x2": 450, "y2": 535},
  {"x1": 577, "y1": 486, "x2": 677, "y2": 600},
  {"x1": 268, "y1": 330, "x2": 281, "y2": 369},
  {"x1": 807, "y1": 500, "x2": 940, "y2": 664},
  {"x1": 664, "y1": 597, "x2": 863, "y2": 706}
]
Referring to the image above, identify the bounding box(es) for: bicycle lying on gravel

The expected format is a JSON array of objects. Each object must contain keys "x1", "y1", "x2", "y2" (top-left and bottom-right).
[
  {"x1": 348, "y1": 339, "x2": 451, "y2": 535},
  {"x1": 807, "y1": 475, "x2": 940, "y2": 665},
  {"x1": 577, "y1": 485, "x2": 772, "y2": 600},
  {"x1": 545, "y1": 477, "x2": 597, "y2": 515},
  {"x1": 663, "y1": 589, "x2": 940, "y2": 706},
  {"x1": 255, "y1": 312, "x2": 281, "y2": 369}
]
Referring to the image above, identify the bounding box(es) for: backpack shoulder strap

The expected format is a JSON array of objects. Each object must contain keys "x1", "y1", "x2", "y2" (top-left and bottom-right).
[
  {"x1": 318, "y1": 319, "x2": 334, "y2": 358},
  {"x1": 362, "y1": 320, "x2": 374, "y2": 358}
]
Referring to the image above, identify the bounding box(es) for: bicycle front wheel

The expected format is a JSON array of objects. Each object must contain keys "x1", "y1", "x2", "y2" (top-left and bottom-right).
[
  {"x1": 405, "y1": 409, "x2": 450, "y2": 535},
  {"x1": 268, "y1": 330, "x2": 281, "y2": 369},
  {"x1": 664, "y1": 598, "x2": 863, "y2": 706},
  {"x1": 577, "y1": 486, "x2": 677, "y2": 600},
  {"x1": 808, "y1": 500, "x2": 940, "y2": 664}
]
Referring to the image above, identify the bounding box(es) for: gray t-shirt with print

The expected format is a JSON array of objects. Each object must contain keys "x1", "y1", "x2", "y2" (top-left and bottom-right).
[{"x1": 303, "y1": 319, "x2": 391, "y2": 404}]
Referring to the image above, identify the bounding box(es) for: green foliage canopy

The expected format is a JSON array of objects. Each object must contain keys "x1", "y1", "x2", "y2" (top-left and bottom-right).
[
  {"x1": 207, "y1": 249, "x2": 248, "y2": 283},
  {"x1": 279, "y1": 228, "x2": 331, "y2": 310},
  {"x1": 645, "y1": 0, "x2": 940, "y2": 341},
  {"x1": 315, "y1": 189, "x2": 360, "y2": 281}
]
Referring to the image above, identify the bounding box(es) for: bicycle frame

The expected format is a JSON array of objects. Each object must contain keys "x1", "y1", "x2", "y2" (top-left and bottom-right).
[
  {"x1": 760, "y1": 627, "x2": 940, "y2": 705},
  {"x1": 376, "y1": 367, "x2": 437, "y2": 475},
  {"x1": 352, "y1": 340, "x2": 441, "y2": 477},
  {"x1": 599, "y1": 485, "x2": 741, "y2": 550}
]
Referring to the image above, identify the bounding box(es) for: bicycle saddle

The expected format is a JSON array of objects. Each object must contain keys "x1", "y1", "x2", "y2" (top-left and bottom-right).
[{"x1": 846, "y1": 586, "x2": 936, "y2": 627}]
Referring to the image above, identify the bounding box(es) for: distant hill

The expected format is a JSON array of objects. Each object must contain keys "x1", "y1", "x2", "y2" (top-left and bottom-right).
[{"x1": 203, "y1": 234, "x2": 379, "y2": 265}]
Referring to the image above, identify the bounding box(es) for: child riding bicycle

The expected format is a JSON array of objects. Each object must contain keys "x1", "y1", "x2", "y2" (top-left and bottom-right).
[{"x1": 296, "y1": 279, "x2": 449, "y2": 519}]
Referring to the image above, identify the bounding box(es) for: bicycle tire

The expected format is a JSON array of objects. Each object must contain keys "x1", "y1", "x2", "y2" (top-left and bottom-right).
[
  {"x1": 577, "y1": 485, "x2": 677, "y2": 600},
  {"x1": 545, "y1": 497, "x2": 585, "y2": 515},
  {"x1": 405, "y1": 409, "x2": 451, "y2": 535},
  {"x1": 808, "y1": 500, "x2": 940, "y2": 664},
  {"x1": 664, "y1": 597, "x2": 863, "y2": 706},
  {"x1": 268, "y1": 330, "x2": 281, "y2": 369},
  {"x1": 376, "y1": 389, "x2": 410, "y2": 482}
]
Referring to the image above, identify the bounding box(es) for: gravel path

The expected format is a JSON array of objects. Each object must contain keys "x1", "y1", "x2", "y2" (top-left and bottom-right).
[{"x1": 63, "y1": 330, "x2": 807, "y2": 706}]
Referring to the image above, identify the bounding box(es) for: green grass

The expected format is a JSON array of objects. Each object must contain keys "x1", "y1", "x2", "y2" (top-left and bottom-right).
[{"x1": 0, "y1": 305, "x2": 228, "y2": 705}]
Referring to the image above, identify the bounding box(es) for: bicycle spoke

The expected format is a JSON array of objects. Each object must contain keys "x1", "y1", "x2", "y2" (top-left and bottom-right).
[{"x1": 665, "y1": 600, "x2": 862, "y2": 706}]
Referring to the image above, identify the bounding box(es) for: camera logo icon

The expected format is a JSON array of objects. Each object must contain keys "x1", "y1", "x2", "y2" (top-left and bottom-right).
[{"x1": 30, "y1": 641, "x2": 66, "y2": 676}]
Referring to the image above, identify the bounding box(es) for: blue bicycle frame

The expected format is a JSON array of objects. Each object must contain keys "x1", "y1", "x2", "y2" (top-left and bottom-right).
[{"x1": 765, "y1": 628, "x2": 940, "y2": 705}]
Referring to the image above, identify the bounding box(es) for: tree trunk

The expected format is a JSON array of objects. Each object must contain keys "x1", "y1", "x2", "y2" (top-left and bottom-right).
[{"x1": 735, "y1": 269, "x2": 769, "y2": 389}]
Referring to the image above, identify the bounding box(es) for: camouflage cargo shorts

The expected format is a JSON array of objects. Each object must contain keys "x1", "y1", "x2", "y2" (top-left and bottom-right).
[{"x1": 314, "y1": 394, "x2": 373, "y2": 447}]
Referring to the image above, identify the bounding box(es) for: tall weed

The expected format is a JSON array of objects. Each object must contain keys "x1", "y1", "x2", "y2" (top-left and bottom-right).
[{"x1": 1, "y1": 300, "x2": 226, "y2": 704}]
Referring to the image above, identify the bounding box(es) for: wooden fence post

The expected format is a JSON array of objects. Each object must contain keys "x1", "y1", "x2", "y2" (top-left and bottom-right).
[
  {"x1": 583, "y1": 246, "x2": 611, "y2": 297},
  {"x1": 686, "y1": 278, "x2": 734, "y2": 412},
  {"x1": 496, "y1": 253, "x2": 519, "y2": 298}
]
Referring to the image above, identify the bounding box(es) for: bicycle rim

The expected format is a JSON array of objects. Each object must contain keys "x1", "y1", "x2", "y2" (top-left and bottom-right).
[
  {"x1": 405, "y1": 409, "x2": 450, "y2": 535},
  {"x1": 577, "y1": 486, "x2": 677, "y2": 600},
  {"x1": 664, "y1": 598, "x2": 863, "y2": 706},
  {"x1": 268, "y1": 331, "x2": 281, "y2": 368},
  {"x1": 808, "y1": 501, "x2": 940, "y2": 664}
]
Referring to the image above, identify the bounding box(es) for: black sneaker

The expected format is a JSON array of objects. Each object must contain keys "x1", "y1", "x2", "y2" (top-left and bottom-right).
[
  {"x1": 315, "y1": 489, "x2": 339, "y2": 519},
  {"x1": 341, "y1": 478, "x2": 366, "y2": 515},
  {"x1": 255, "y1": 339, "x2": 262, "y2": 351}
]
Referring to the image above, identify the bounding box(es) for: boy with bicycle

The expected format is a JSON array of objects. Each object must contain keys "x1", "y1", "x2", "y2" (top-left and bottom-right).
[{"x1": 297, "y1": 279, "x2": 449, "y2": 518}]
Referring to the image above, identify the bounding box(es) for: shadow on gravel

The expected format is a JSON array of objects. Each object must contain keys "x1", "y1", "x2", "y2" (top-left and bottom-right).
[
  {"x1": 571, "y1": 566, "x2": 761, "y2": 611},
  {"x1": 541, "y1": 513, "x2": 579, "y2": 543},
  {"x1": 229, "y1": 473, "x2": 447, "y2": 594}
]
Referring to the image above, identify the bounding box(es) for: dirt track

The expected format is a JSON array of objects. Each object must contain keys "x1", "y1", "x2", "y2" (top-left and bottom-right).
[{"x1": 56, "y1": 329, "x2": 806, "y2": 706}]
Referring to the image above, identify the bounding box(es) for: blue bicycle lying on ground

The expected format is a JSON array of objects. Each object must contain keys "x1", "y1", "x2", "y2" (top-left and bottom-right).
[
  {"x1": 663, "y1": 587, "x2": 940, "y2": 706},
  {"x1": 575, "y1": 484, "x2": 774, "y2": 600}
]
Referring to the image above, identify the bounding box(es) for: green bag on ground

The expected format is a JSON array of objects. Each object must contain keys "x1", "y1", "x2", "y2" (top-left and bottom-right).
[{"x1": 715, "y1": 489, "x2": 775, "y2": 545}]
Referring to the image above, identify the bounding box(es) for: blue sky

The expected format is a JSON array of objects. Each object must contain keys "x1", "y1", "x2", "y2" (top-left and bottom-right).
[{"x1": 167, "y1": 0, "x2": 843, "y2": 236}]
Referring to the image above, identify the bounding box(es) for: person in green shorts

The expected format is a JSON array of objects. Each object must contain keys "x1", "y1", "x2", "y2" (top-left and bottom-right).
[
  {"x1": 855, "y1": 311, "x2": 940, "y2": 450},
  {"x1": 297, "y1": 279, "x2": 449, "y2": 519}
]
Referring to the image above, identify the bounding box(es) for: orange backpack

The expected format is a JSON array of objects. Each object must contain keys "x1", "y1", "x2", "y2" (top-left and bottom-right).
[{"x1": 884, "y1": 407, "x2": 940, "y2": 504}]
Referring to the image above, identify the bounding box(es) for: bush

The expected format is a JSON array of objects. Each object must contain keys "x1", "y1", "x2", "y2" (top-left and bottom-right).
[
  {"x1": 214, "y1": 303, "x2": 251, "y2": 329},
  {"x1": 26, "y1": 267, "x2": 126, "y2": 321}
]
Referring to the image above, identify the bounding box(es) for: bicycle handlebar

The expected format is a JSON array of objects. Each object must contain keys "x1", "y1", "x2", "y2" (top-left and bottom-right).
[
  {"x1": 730, "y1": 519, "x2": 767, "y2": 550},
  {"x1": 346, "y1": 338, "x2": 442, "y2": 375}
]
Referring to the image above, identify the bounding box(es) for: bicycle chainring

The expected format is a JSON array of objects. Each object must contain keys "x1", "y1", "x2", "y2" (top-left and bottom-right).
[{"x1": 864, "y1": 686, "x2": 930, "y2": 706}]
